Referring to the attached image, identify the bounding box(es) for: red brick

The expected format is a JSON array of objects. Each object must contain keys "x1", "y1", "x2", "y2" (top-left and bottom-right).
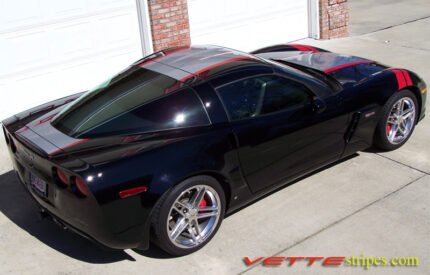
[
  {"x1": 319, "y1": 0, "x2": 349, "y2": 39},
  {"x1": 148, "y1": 0, "x2": 191, "y2": 51}
]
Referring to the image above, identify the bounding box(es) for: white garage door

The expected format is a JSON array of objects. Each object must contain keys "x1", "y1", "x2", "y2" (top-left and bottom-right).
[
  {"x1": 0, "y1": 0, "x2": 144, "y2": 120},
  {"x1": 188, "y1": 0, "x2": 309, "y2": 52}
]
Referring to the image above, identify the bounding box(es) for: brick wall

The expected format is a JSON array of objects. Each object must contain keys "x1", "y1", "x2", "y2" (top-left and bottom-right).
[
  {"x1": 148, "y1": 0, "x2": 191, "y2": 51},
  {"x1": 146, "y1": 0, "x2": 349, "y2": 50},
  {"x1": 319, "y1": 0, "x2": 349, "y2": 39}
]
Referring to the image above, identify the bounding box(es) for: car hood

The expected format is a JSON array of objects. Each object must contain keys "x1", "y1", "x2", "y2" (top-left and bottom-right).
[{"x1": 256, "y1": 52, "x2": 374, "y2": 73}]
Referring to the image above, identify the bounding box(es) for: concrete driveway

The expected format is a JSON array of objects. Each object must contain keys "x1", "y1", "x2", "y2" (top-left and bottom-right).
[
  {"x1": 349, "y1": 0, "x2": 430, "y2": 36},
  {"x1": 0, "y1": 3, "x2": 429, "y2": 275}
]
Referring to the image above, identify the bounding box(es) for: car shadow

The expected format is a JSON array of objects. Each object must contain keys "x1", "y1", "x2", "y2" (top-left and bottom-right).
[
  {"x1": 0, "y1": 153, "x2": 359, "y2": 261},
  {"x1": 0, "y1": 170, "x2": 136, "y2": 263},
  {"x1": 363, "y1": 146, "x2": 385, "y2": 153}
]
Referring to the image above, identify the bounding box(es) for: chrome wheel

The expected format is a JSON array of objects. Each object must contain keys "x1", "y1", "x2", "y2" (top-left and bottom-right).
[
  {"x1": 167, "y1": 185, "x2": 221, "y2": 249},
  {"x1": 386, "y1": 97, "x2": 416, "y2": 145}
]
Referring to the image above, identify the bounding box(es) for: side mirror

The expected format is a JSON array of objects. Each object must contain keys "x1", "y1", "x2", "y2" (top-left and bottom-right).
[{"x1": 312, "y1": 97, "x2": 326, "y2": 114}]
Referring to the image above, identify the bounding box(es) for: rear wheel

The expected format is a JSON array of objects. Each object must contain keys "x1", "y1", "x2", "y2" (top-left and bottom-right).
[
  {"x1": 374, "y1": 90, "x2": 418, "y2": 151},
  {"x1": 151, "y1": 176, "x2": 225, "y2": 256}
]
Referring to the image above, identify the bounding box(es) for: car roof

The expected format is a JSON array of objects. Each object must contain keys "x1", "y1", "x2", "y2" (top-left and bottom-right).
[{"x1": 137, "y1": 45, "x2": 267, "y2": 82}]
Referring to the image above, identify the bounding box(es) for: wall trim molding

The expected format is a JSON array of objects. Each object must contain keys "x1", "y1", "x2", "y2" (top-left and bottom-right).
[
  {"x1": 136, "y1": 0, "x2": 153, "y2": 55},
  {"x1": 308, "y1": 0, "x2": 320, "y2": 39}
]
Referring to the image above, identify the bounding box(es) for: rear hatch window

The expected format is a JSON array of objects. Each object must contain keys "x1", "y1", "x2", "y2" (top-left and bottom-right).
[{"x1": 52, "y1": 67, "x2": 210, "y2": 138}]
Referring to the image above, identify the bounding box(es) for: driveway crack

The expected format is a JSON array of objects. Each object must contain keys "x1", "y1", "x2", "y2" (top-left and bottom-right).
[
  {"x1": 356, "y1": 15, "x2": 430, "y2": 36},
  {"x1": 375, "y1": 153, "x2": 429, "y2": 175},
  {"x1": 238, "y1": 173, "x2": 427, "y2": 274}
]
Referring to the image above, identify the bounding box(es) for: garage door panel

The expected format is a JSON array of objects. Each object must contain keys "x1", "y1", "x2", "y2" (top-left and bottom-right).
[
  {"x1": 47, "y1": 0, "x2": 87, "y2": 17},
  {"x1": 3, "y1": 49, "x2": 141, "y2": 120},
  {"x1": 95, "y1": 12, "x2": 141, "y2": 49},
  {"x1": 0, "y1": 0, "x2": 136, "y2": 32},
  {"x1": 1, "y1": 31, "x2": 49, "y2": 73},
  {"x1": 189, "y1": 0, "x2": 309, "y2": 51},
  {"x1": 50, "y1": 23, "x2": 92, "y2": 55},
  {"x1": 1, "y1": 9, "x2": 140, "y2": 78},
  {"x1": 0, "y1": 0, "x2": 143, "y2": 120},
  {"x1": 0, "y1": 0, "x2": 42, "y2": 30}
]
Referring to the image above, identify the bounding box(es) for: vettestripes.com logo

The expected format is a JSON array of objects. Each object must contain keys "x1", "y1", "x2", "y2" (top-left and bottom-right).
[{"x1": 243, "y1": 255, "x2": 419, "y2": 269}]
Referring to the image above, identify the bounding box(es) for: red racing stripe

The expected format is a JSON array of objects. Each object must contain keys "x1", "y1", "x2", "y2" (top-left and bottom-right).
[
  {"x1": 401, "y1": 70, "x2": 413, "y2": 86},
  {"x1": 193, "y1": 56, "x2": 251, "y2": 77},
  {"x1": 163, "y1": 56, "x2": 251, "y2": 94},
  {"x1": 289, "y1": 44, "x2": 319, "y2": 53},
  {"x1": 391, "y1": 69, "x2": 407, "y2": 90},
  {"x1": 323, "y1": 61, "x2": 374, "y2": 73}
]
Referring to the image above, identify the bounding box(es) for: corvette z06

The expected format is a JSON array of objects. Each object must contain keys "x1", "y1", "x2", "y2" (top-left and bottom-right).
[{"x1": 2, "y1": 44, "x2": 426, "y2": 255}]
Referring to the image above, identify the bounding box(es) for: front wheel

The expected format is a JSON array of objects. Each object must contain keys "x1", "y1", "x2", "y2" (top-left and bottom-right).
[
  {"x1": 151, "y1": 176, "x2": 225, "y2": 256},
  {"x1": 374, "y1": 90, "x2": 418, "y2": 151}
]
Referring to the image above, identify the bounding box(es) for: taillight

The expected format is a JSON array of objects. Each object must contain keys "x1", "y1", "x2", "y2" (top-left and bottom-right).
[
  {"x1": 54, "y1": 168, "x2": 69, "y2": 187},
  {"x1": 73, "y1": 176, "x2": 90, "y2": 197}
]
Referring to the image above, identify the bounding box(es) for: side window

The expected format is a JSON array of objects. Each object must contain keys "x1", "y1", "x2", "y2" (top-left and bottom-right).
[
  {"x1": 216, "y1": 75, "x2": 312, "y2": 121},
  {"x1": 261, "y1": 76, "x2": 312, "y2": 114}
]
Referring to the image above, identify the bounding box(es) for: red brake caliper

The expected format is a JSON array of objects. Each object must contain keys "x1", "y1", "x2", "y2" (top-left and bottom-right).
[
  {"x1": 386, "y1": 124, "x2": 392, "y2": 135},
  {"x1": 199, "y1": 198, "x2": 207, "y2": 208}
]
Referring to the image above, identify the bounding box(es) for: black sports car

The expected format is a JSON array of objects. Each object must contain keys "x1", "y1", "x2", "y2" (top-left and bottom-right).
[{"x1": 2, "y1": 44, "x2": 426, "y2": 256}]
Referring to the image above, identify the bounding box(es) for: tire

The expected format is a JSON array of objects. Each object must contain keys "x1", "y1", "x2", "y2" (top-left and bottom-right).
[
  {"x1": 151, "y1": 175, "x2": 226, "y2": 256},
  {"x1": 374, "y1": 90, "x2": 418, "y2": 151}
]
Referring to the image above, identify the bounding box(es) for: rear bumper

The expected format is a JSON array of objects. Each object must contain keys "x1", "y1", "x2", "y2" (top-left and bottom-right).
[
  {"x1": 12, "y1": 160, "x2": 151, "y2": 250},
  {"x1": 16, "y1": 173, "x2": 116, "y2": 250},
  {"x1": 4, "y1": 130, "x2": 151, "y2": 251}
]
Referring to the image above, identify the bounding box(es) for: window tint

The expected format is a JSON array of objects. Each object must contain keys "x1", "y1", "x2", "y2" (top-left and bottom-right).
[
  {"x1": 216, "y1": 75, "x2": 312, "y2": 120},
  {"x1": 52, "y1": 67, "x2": 209, "y2": 138}
]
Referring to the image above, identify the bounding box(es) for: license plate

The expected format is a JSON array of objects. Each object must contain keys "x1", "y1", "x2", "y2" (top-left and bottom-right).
[{"x1": 30, "y1": 173, "x2": 48, "y2": 197}]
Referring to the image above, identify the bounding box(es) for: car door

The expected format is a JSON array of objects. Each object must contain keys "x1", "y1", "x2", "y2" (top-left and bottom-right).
[{"x1": 215, "y1": 73, "x2": 347, "y2": 193}]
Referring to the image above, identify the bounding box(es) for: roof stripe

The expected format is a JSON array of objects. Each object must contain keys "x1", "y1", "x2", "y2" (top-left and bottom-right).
[{"x1": 138, "y1": 47, "x2": 189, "y2": 68}]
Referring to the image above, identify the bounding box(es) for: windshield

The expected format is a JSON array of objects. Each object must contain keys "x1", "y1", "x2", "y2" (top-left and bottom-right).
[
  {"x1": 52, "y1": 66, "x2": 210, "y2": 138},
  {"x1": 269, "y1": 59, "x2": 343, "y2": 93}
]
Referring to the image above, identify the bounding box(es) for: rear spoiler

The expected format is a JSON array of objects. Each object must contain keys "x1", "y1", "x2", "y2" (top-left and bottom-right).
[{"x1": 2, "y1": 91, "x2": 85, "y2": 133}]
